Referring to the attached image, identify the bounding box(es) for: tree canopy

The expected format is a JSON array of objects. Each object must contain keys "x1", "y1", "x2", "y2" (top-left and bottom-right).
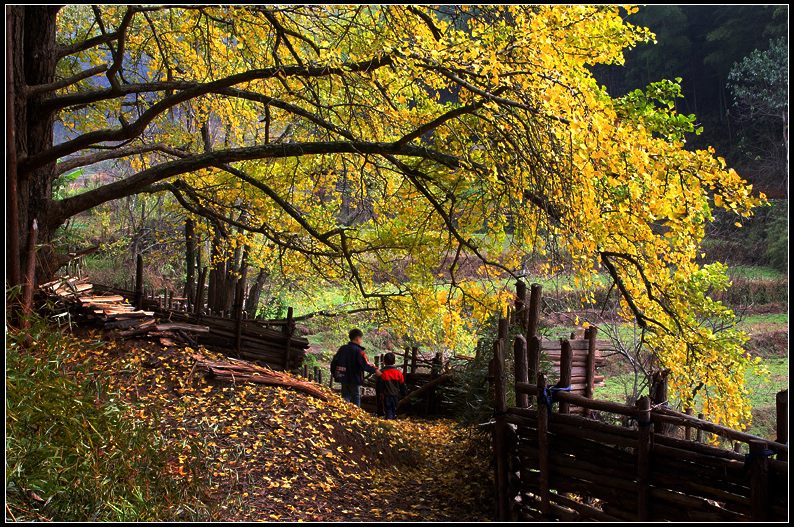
[{"x1": 9, "y1": 5, "x2": 767, "y2": 427}]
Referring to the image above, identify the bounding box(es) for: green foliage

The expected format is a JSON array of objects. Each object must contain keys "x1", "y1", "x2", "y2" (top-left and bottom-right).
[
  {"x1": 727, "y1": 37, "x2": 788, "y2": 119},
  {"x1": 615, "y1": 78, "x2": 702, "y2": 141},
  {"x1": 5, "y1": 320, "x2": 212, "y2": 522},
  {"x1": 52, "y1": 168, "x2": 83, "y2": 200}
]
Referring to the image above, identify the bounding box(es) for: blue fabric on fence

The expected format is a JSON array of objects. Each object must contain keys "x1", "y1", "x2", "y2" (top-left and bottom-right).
[{"x1": 539, "y1": 385, "x2": 572, "y2": 416}]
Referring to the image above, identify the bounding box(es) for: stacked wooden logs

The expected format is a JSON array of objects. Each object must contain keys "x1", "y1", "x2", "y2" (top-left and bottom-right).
[{"x1": 41, "y1": 277, "x2": 210, "y2": 347}]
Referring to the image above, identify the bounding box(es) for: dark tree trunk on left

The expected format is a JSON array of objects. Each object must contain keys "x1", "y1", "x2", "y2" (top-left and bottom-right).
[{"x1": 8, "y1": 6, "x2": 62, "y2": 287}]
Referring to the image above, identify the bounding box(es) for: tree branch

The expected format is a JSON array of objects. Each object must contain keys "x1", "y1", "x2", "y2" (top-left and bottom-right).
[
  {"x1": 53, "y1": 140, "x2": 465, "y2": 222},
  {"x1": 25, "y1": 55, "x2": 396, "y2": 170},
  {"x1": 26, "y1": 65, "x2": 109, "y2": 97},
  {"x1": 55, "y1": 142, "x2": 189, "y2": 176}
]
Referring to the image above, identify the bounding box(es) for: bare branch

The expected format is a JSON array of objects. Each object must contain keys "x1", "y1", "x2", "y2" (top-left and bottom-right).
[
  {"x1": 55, "y1": 142, "x2": 188, "y2": 176},
  {"x1": 26, "y1": 65, "x2": 108, "y2": 97}
]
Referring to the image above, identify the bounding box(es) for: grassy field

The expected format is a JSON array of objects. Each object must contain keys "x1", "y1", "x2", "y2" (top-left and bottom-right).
[{"x1": 726, "y1": 265, "x2": 787, "y2": 280}]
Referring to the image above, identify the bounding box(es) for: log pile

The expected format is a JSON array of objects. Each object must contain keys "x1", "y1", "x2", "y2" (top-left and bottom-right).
[
  {"x1": 197, "y1": 356, "x2": 328, "y2": 400},
  {"x1": 41, "y1": 277, "x2": 218, "y2": 347}
]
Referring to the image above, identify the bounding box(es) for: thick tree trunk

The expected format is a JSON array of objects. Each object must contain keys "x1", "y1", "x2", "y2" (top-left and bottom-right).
[{"x1": 8, "y1": 6, "x2": 62, "y2": 287}]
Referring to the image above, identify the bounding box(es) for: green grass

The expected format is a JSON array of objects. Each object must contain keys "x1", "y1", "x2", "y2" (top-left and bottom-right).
[
  {"x1": 736, "y1": 312, "x2": 788, "y2": 330},
  {"x1": 6, "y1": 318, "x2": 212, "y2": 521},
  {"x1": 726, "y1": 265, "x2": 787, "y2": 281}
]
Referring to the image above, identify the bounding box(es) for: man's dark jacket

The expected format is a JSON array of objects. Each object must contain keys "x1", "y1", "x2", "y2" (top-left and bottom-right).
[{"x1": 330, "y1": 342, "x2": 376, "y2": 385}]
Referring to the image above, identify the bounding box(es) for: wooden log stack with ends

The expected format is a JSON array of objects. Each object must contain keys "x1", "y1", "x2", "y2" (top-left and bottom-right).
[{"x1": 42, "y1": 277, "x2": 310, "y2": 370}]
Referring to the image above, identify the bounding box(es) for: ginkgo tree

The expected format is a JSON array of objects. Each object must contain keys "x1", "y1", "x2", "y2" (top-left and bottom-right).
[{"x1": 7, "y1": 5, "x2": 766, "y2": 428}]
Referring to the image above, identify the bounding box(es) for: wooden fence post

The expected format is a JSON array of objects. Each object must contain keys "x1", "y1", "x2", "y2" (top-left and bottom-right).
[
  {"x1": 402, "y1": 347, "x2": 409, "y2": 375},
  {"x1": 684, "y1": 408, "x2": 694, "y2": 441},
  {"x1": 303, "y1": 364, "x2": 309, "y2": 378},
  {"x1": 776, "y1": 390, "x2": 787, "y2": 461},
  {"x1": 411, "y1": 346, "x2": 418, "y2": 375},
  {"x1": 497, "y1": 316, "x2": 509, "y2": 341},
  {"x1": 313, "y1": 366, "x2": 320, "y2": 383},
  {"x1": 537, "y1": 372, "x2": 550, "y2": 516},
  {"x1": 514, "y1": 335, "x2": 528, "y2": 408},
  {"x1": 636, "y1": 396, "x2": 652, "y2": 521},
  {"x1": 651, "y1": 369, "x2": 671, "y2": 435},
  {"x1": 527, "y1": 283, "x2": 542, "y2": 338},
  {"x1": 696, "y1": 414, "x2": 704, "y2": 443},
  {"x1": 558, "y1": 339, "x2": 572, "y2": 414},
  {"x1": 134, "y1": 254, "x2": 144, "y2": 308},
  {"x1": 493, "y1": 338, "x2": 509, "y2": 521},
  {"x1": 584, "y1": 326, "x2": 598, "y2": 416},
  {"x1": 749, "y1": 440, "x2": 770, "y2": 521},
  {"x1": 528, "y1": 336, "x2": 540, "y2": 408},
  {"x1": 514, "y1": 280, "x2": 527, "y2": 332}
]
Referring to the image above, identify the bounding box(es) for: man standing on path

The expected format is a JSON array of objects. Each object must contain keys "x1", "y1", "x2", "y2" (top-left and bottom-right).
[{"x1": 331, "y1": 328, "x2": 379, "y2": 407}]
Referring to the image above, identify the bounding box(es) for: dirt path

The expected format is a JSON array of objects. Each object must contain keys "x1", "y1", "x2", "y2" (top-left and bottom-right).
[{"x1": 62, "y1": 334, "x2": 494, "y2": 521}]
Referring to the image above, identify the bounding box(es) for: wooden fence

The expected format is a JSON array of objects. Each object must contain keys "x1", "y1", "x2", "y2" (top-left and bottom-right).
[
  {"x1": 91, "y1": 254, "x2": 308, "y2": 370},
  {"x1": 489, "y1": 314, "x2": 789, "y2": 521}
]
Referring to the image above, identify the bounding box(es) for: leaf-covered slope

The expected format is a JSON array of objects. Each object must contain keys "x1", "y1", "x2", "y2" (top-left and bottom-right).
[{"x1": 61, "y1": 331, "x2": 493, "y2": 521}]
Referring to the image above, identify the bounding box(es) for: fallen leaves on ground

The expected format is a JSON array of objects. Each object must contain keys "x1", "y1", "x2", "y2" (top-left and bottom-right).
[{"x1": 55, "y1": 330, "x2": 494, "y2": 521}]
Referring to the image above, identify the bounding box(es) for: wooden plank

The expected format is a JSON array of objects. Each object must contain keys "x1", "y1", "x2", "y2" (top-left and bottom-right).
[{"x1": 155, "y1": 322, "x2": 210, "y2": 333}]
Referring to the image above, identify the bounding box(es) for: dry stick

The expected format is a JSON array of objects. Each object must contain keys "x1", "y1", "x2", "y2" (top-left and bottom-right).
[
  {"x1": 637, "y1": 396, "x2": 652, "y2": 521},
  {"x1": 558, "y1": 339, "x2": 572, "y2": 414},
  {"x1": 396, "y1": 373, "x2": 452, "y2": 410},
  {"x1": 21, "y1": 219, "x2": 39, "y2": 328},
  {"x1": 514, "y1": 335, "x2": 529, "y2": 409}
]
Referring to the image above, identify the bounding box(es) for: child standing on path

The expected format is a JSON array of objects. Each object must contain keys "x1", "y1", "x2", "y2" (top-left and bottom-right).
[{"x1": 377, "y1": 352, "x2": 406, "y2": 419}]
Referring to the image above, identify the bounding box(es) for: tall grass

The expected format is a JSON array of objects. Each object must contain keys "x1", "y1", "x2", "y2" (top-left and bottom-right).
[{"x1": 5, "y1": 318, "x2": 213, "y2": 521}]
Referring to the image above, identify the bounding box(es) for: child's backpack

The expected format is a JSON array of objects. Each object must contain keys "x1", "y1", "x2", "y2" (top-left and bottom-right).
[{"x1": 331, "y1": 347, "x2": 347, "y2": 382}]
